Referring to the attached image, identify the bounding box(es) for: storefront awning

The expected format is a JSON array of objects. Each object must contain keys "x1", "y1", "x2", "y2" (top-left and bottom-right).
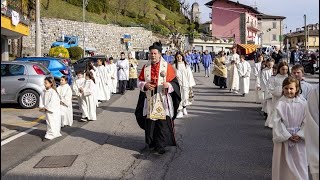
[{"x1": 237, "y1": 44, "x2": 259, "y2": 54}]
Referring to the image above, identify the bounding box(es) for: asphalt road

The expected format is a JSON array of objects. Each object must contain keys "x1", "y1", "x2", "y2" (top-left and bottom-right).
[{"x1": 1, "y1": 60, "x2": 318, "y2": 179}]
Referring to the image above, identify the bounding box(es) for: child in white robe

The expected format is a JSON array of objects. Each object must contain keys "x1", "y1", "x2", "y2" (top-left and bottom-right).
[
  {"x1": 291, "y1": 64, "x2": 314, "y2": 100},
  {"x1": 72, "y1": 71, "x2": 86, "y2": 121},
  {"x1": 109, "y1": 57, "x2": 118, "y2": 94},
  {"x1": 96, "y1": 59, "x2": 110, "y2": 101},
  {"x1": 104, "y1": 59, "x2": 113, "y2": 96},
  {"x1": 260, "y1": 59, "x2": 275, "y2": 119},
  {"x1": 85, "y1": 62, "x2": 99, "y2": 107},
  {"x1": 57, "y1": 76, "x2": 73, "y2": 127},
  {"x1": 304, "y1": 85, "x2": 319, "y2": 180},
  {"x1": 39, "y1": 77, "x2": 62, "y2": 141},
  {"x1": 173, "y1": 52, "x2": 196, "y2": 119},
  {"x1": 266, "y1": 61, "x2": 290, "y2": 128},
  {"x1": 79, "y1": 71, "x2": 97, "y2": 121},
  {"x1": 253, "y1": 55, "x2": 264, "y2": 103},
  {"x1": 237, "y1": 55, "x2": 251, "y2": 97},
  {"x1": 272, "y1": 76, "x2": 308, "y2": 180}
]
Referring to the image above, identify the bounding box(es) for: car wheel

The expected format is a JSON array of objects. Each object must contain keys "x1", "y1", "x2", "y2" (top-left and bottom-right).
[{"x1": 18, "y1": 90, "x2": 39, "y2": 109}]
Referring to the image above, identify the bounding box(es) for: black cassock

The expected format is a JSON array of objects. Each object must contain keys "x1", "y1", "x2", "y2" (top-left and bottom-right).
[{"x1": 135, "y1": 77, "x2": 181, "y2": 149}]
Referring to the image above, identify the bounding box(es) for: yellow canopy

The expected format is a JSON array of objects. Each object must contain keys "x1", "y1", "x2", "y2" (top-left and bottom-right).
[{"x1": 237, "y1": 44, "x2": 259, "y2": 54}]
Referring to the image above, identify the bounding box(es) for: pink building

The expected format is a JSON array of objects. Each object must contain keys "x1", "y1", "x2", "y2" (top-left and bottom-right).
[{"x1": 205, "y1": 0, "x2": 260, "y2": 44}]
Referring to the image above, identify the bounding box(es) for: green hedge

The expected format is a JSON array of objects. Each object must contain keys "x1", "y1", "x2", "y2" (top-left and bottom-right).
[
  {"x1": 49, "y1": 47, "x2": 70, "y2": 58},
  {"x1": 67, "y1": 46, "x2": 84, "y2": 60}
]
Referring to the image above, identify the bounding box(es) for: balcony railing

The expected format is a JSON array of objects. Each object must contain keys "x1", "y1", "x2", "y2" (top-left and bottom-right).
[
  {"x1": 1, "y1": 3, "x2": 30, "y2": 25},
  {"x1": 247, "y1": 22, "x2": 259, "y2": 31}
]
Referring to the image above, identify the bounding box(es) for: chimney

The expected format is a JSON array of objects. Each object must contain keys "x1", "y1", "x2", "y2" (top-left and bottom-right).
[{"x1": 290, "y1": 30, "x2": 292, "y2": 33}]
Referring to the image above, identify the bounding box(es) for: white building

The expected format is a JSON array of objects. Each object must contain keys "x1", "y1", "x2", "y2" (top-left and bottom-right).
[{"x1": 257, "y1": 14, "x2": 286, "y2": 48}]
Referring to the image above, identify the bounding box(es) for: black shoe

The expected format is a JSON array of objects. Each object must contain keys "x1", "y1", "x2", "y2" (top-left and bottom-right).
[
  {"x1": 242, "y1": 93, "x2": 245, "y2": 97},
  {"x1": 220, "y1": 86, "x2": 222, "y2": 89},
  {"x1": 223, "y1": 86, "x2": 227, "y2": 89},
  {"x1": 157, "y1": 147, "x2": 165, "y2": 154}
]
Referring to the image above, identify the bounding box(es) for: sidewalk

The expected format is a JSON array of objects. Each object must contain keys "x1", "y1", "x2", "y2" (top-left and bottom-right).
[{"x1": 3, "y1": 88, "x2": 147, "y2": 179}]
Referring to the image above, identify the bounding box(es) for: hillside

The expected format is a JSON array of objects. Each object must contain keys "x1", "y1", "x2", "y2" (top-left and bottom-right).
[{"x1": 40, "y1": 0, "x2": 192, "y2": 36}]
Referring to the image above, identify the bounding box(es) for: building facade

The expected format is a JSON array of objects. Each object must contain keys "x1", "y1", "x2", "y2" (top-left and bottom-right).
[
  {"x1": 1, "y1": 0, "x2": 30, "y2": 61},
  {"x1": 205, "y1": 0, "x2": 260, "y2": 44},
  {"x1": 284, "y1": 24, "x2": 319, "y2": 51},
  {"x1": 257, "y1": 14, "x2": 286, "y2": 48}
]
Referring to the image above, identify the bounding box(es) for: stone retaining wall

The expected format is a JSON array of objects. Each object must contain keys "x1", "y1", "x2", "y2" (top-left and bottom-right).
[{"x1": 22, "y1": 17, "x2": 162, "y2": 58}]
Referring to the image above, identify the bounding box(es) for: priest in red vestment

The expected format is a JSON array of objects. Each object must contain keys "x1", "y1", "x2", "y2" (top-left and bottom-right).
[{"x1": 135, "y1": 42, "x2": 181, "y2": 154}]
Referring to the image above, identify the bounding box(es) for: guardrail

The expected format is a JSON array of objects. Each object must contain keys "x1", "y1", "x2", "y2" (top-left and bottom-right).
[{"x1": 1, "y1": 4, "x2": 30, "y2": 25}]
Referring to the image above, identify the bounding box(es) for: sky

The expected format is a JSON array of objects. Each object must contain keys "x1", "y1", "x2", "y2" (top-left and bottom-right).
[{"x1": 187, "y1": 0, "x2": 319, "y2": 34}]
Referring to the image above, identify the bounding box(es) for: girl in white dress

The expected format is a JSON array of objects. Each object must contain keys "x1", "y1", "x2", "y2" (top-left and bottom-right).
[
  {"x1": 39, "y1": 77, "x2": 62, "y2": 141},
  {"x1": 72, "y1": 71, "x2": 86, "y2": 120},
  {"x1": 173, "y1": 52, "x2": 196, "y2": 119},
  {"x1": 79, "y1": 71, "x2": 97, "y2": 121},
  {"x1": 57, "y1": 76, "x2": 73, "y2": 127},
  {"x1": 266, "y1": 61, "x2": 290, "y2": 128},
  {"x1": 272, "y1": 76, "x2": 308, "y2": 180}
]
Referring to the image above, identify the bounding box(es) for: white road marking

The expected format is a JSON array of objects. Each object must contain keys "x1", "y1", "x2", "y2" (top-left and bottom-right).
[{"x1": 1, "y1": 127, "x2": 37, "y2": 146}]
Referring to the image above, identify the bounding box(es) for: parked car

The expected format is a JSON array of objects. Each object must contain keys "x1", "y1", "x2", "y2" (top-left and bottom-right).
[
  {"x1": 1, "y1": 61, "x2": 52, "y2": 109},
  {"x1": 72, "y1": 55, "x2": 108, "y2": 73},
  {"x1": 15, "y1": 57, "x2": 73, "y2": 86}
]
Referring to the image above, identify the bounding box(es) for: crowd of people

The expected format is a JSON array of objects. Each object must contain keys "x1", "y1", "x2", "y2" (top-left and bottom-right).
[{"x1": 37, "y1": 42, "x2": 318, "y2": 179}]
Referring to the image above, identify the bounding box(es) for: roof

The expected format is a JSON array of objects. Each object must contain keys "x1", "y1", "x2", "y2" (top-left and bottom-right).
[
  {"x1": 205, "y1": 0, "x2": 260, "y2": 14},
  {"x1": 285, "y1": 30, "x2": 319, "y2": 37},
  {"x1": 257, "y1": 14, "x2": 286, "y2": 20}
]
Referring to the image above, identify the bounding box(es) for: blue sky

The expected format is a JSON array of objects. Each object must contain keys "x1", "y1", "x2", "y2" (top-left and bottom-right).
[{"x1": 188, "y1": 0, "x2": 319, "y2": 34}]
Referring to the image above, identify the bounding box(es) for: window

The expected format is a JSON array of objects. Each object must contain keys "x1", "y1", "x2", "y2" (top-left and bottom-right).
[
  {"x1": 273, "y1": 22, "x2": 277, "y2": 29},
  {"x1": 30, "y1": 60, "x2": 50, "y2": 68},
  {"x1": 272, "y1": 34, "x2": 277, "y2": 41},
  {"x1": 1, "y1": 64, "x2": 25, "y2": 76}
]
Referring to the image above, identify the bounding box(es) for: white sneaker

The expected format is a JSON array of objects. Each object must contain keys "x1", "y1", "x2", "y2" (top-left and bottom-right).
[
  {"x1": 233, "y1": 90, "x2": 239, "y2": 94},
  {"x1": 176, "y1": 111, "x2": 183, "y2": 118},
  {"x1": 183, "y1": 108, "x2": 188, "y2": 115}
]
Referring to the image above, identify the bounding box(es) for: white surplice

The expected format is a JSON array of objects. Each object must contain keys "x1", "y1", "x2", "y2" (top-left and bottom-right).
[
  {"x1": 226, "y1": 53, "x2": 240, "y2": 91},
  {"x1": 89, "y1": 69, "x2": 99, "y2": 106},
  {"x1": 254, "y1": 62, "x2": 262, "y2": 103},
  {"x1": 39, "y1": 88, "x2": 62, "y2": 140},
  {"x1": 108, "y1": 63, "x2": 118, "y2": 94},
  {"x1": 272, "y1": 96, "x2": 308, "y2": 180},
  {"x1": 72, "y1": 77, "x2": 86, "y2": 118},
  {"x1": 116, "y1": 59, "x2": 129, "y2": 81},
  {"x1": 266, "y1": 74, "x2": 288, "y2": 128},
  {"x1": 260, "y1": 68, "x2": 273, "y2": 113},
  {"x1": 174, "y1": 63, "x2": 196, "y2": 110},
  {"x1": 300, "y1": 80, "x2": 313, "y2": 100},
  {"x1": 237, "y1": 60, "x2": 251, "y2": 94},
  {"x1": 82, "y1": 79, "x2": 97, "y2": 121},
  {"x1": 96, "y1": 65, "x2": 110, "y2": 101},
  {"x1": 304, "y1": 86, "x2": 319, "y2": 180},
  {"x1": 57, "y1": 84, "x2": 73, "y2": 127}
]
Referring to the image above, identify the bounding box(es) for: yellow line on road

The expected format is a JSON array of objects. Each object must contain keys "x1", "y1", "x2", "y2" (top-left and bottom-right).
[{"x1": 9, "y1": 115, "x2": 46, "y2": 126}]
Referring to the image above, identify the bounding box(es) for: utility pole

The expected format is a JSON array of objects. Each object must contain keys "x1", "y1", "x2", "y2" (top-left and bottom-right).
[
  {"x1": 83, "y1": 0, "x2": 86, "y2": 58},
  {"x1": 35, "y1": 0, "x2": 41, "y2": 56},
  {"x1": 304, "y1": 14, "x2": 307, "y2": 51}
]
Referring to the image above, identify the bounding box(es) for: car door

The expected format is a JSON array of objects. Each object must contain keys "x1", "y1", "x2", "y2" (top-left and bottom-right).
[{"x1": 1, "y1": 64, "x2": 27, "y2": 102}]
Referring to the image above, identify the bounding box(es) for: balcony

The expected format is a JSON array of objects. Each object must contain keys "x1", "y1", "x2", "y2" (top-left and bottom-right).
[
  {"x1": 1, "y1": 3, "x2": 30, "y2": 37},
  {"x1": 247, "y1": 22, "x2": 260, "y2": 32}
]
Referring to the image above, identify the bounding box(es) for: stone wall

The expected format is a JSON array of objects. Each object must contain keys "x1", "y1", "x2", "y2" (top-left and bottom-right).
[{"x1": 22, "y1": 17, "x2": 161, "y2": 58}]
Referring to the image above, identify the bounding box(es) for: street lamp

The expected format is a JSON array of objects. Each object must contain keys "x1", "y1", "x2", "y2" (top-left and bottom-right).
[{"x1": 83, "y1": 0, "x2": 89, "y2": 58}]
